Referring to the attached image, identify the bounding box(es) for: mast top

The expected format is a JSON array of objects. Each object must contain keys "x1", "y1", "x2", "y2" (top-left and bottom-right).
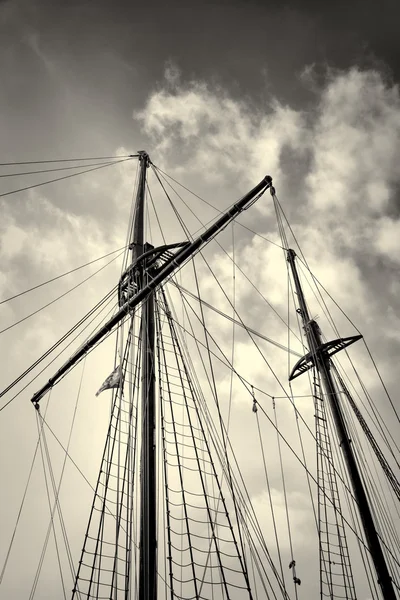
[
  {"x1": 137, "y1": 150, "x2": 150, "y2": 163},
  {"x1": 131, "y1": 151, "x2": 150, "y2": 261}
]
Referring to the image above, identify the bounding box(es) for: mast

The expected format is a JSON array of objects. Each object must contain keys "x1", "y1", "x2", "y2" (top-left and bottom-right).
[
  {"x1": 132, "y1": 151, "x2": 157, "y2": 600},
  {"x1": 287, "y1": 248, "x2": 396, "y2": 600},
  {"x1": 28, "y1": 166, "x2": 273, "y2": 597}
]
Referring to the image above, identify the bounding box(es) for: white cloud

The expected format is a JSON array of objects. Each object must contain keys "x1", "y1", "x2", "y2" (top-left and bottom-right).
[
  {"x1": 2, "y1": 65, "x2": 400, "y2": 599},
  {"x1": 136, "y1": 65, "x2": 400, "y2": 598},
  {"x1": 137, "y1": 78, "x2": 306, "y2": 187}
]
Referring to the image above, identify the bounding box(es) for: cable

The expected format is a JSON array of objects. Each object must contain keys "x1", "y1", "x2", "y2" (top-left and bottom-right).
[
  {"x1": 0, "y1": 246, "x2": 127, "y2": 305},
  {"x1": 0, "y1": 158, "x2": 133, "y2": 199},
  {"x1": 153, "y1": 165, "x2": 284, "y2": 249},
  {"x1": 0, "y1": 155, "x2": 137, "y2": 166},
  {"x1": 0, "y1": 250, "x2": 124, "y2": 336},
  {"x1": 0, "y1": 286, "x2": 118, "y2": 411},
  {"x1": 0, "y1": 161, "x2": 132, "y2": 179},
  {"x1": 171, "y1": 281, "x2": 301, "y2": 358},
  {"x1": 0, "y1": 393, "x2": 52, "y2": 586}
]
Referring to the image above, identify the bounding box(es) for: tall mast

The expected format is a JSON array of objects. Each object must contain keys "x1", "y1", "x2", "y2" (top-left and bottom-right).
[
  {"x1": 287, "y1": 248, "x2": 396, "y2": 600},
  {"x1": 132, "y1": 151, "x2": 157, "y2": 600}
]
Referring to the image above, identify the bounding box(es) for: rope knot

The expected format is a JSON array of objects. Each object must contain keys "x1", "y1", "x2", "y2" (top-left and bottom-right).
[{"x1": 251, "y1": 385, "x2": 258, "y2": 413}]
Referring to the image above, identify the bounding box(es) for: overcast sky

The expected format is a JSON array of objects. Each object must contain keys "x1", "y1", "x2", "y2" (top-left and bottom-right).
[{"x1": 1, "y1": 0, "x2": 400, "y2": 598}]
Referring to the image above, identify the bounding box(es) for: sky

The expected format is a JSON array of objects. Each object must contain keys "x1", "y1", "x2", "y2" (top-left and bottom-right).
[{"x1": 0, "y1": 0, "x2": 400, "y2": 598}]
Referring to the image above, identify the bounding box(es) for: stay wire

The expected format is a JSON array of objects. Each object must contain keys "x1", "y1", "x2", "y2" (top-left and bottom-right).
[
  {"x1": 152, "y1": 165, "x2": 284, "y2": 249},
  {"x1": 0, "y1": 157, "x2": 134, "y2": 200},
  {"x1": 0, "y1": 161, "x2": 130, "y2": 179},
  {"x1": 153, "y1": 167, "x2": 303, "y2": 370},
  {"x1": 0, "y1": 154, "x2": 137, "y2": 166},
  {"x1": 0, "y1": 249, "x2": 124, "y2": 336},
  {"x1": 337, "y1": 378, "x2": 400, "y2": 569},
  {"x1": 274, "y1": 191, "x2": 400, "y2": 429},
  {"x1": 176, "y1": 291, "x2": 370, "y2": 550},
  {"x1": 296, "y1": 259, "x2": 400, "y2": 462},
  {"x1": 273, "y1": 399, "x2": 299, "y2": 600},
  {"x1": 0, "y1": 286, "x2": 118, "y2": 412},
  {"x1": 36, "y1": 414, "x2": 137, "y2": 544},
  {"x1": 0, "y1": 392, "x2": 51, "y2": 587},
  {"x1": 190, "y1": 257, "x2": 253, "y2": 595},
  {"x1": 31, "y1": 412, "x2": 67, "y2": 600},
  {"x1": 166, "y1": 291, "x2": 291, "y2": 598},
  {"x1": 160, "y1": 289, "x2": 254, "y2": 598},
  {"x1": 254, "y1": 400, "x2": 286, "y2": 589},
  {"x1": 151, "y1": 166, "x2": 192, "y2": 239},
  {"x1": 170, "y1": 281, "x2": 301, "y2": 358},
  {"x1": 0, "y1": 245, "x2": 127, "y2": 306},
  {"x1": 38, "y1": 362, "x2": 88, "y2": 591}
]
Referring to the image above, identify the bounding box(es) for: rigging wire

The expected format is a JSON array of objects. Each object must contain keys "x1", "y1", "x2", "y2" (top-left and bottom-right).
[
  {"x1": 295, "y1": 259, "x2": 400, "y2": 462},
  {"x1": 274, "y1": 191, "x2": 400, "y2": 430},
  {"x1": 158, "y1": 289, "x2": 262, "y2": 598},
  {"x1": 32, "y1": 412, "x2": 68, "y2": 600},
  {"x1": 174, "y1": 288, "x2": 372, "y2": 550},
  {"x1": 273, "y1": 398, "x2": 299, "y2": 600},
  {"x1": 0, "y1": 286, "x2": 118, "y2": 412},
  {"x1": 171, "y1": 281, "x2": 302, "y2": 358},
  {"x1": 172, "y1": 287, "x2": 361, "y2": 508},
  {"x1": 337, "y1": 378, "x2": 400, "y2": 574},
  {"x1": 152, "y1": 164, "x2": 284, "y2": 249},
  {"x1": 151, "y1": 166, "x2": 193, "y2": 240},
  {"x1": 272, "y1": 190, "x2": 400, "y2": 596},
  {"x1": 159, "y1": 291, "x2": 287, "y2": 599},
  {"x1": 0, "y1": 246, "x2": 127, "y2": 305},
  {"x1": 0, "y1": 249, "x2": 125, "y2": 335},
  {"x1": 153, "y1": 166, "x2": 304, "y2": 355},
  {"x1": 38, "y1": 415, "x2": 138, "y2": 544},
  {"x1": 189, "y1": 257, "x2": 255, "y2": 595},
  {"x1": 7, "y1": 152, "x2": 399, "y2": 598},
  {"x1": 122, "y1": 160, "x2": 140, "y2": 273},
  {"x1": 0, "y1": 161, "x2": 131, "y2": 179},
  {"x1": 274, "y1": 188, "x2": 400, "y2": 473},
  {"x1": 164, "y1": 292, "x2": 292, "y2": 599},
  {"x1": 0, "y1": 155, "x2": 137, "y2": 166},
  {"x1": 0, "y1": 157, "x2": 134, "y2": 200},
  {"x1": 0, "y1": 392, "x2": 51, "y2": 587},
  {"x1": 253, "y1": 393, "x2": 286, "y2": 589}
]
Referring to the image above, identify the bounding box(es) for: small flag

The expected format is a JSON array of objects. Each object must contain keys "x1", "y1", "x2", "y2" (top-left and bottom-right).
[{"x1": 95, "y1": 365, "x2": 122, "y2": 397}]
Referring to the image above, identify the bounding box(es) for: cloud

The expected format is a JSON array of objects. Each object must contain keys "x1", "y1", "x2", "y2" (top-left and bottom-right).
[
  {"x1": 137, "y1": 75, "x2": 307, "y2": 188},
  {"x1": 138, "y1": 64, "x2": 400, "y2": 335},
  {"x1": 135, "y1": 65, "x2": 400, "y2": 598},
  {"x1": 2, "y1": 64, "x2": 400, "y2": 599}
]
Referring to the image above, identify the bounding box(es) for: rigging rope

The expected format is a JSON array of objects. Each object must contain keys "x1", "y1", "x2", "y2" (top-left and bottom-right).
[
  {"x1": 252, "y1": 390, "x2": 286, "y2": 590},
  {"x1": 0, "y1": 161, "x2": 131, "y2": 179},
  {"x1": 172, "y1": 281, "x2": 301, "y2": 358},
  {"x1": 158, "y1": 288, "x2": 258, "y2": 598},
  {"x1": 153, "y1": 165, "x2": 284, "y2": 249},
  {"x1": 0, "y1": 155, "x2": 136, "y2": 166},
  {"x1": 0, "y1": 158, "x2": 134, "y2": 200},
  {"x1": 0, "y1": 249, "x2": 125, "y2": 335},
  {"x1": 0, "y1": 393, "x2": 51, "y2": 588},
  {"x1": 162, "y1": 287, "x2": 291, "y2": 599},
  {"x1": 0, "y1": 246, "x2": 127, "y2": 305}
]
